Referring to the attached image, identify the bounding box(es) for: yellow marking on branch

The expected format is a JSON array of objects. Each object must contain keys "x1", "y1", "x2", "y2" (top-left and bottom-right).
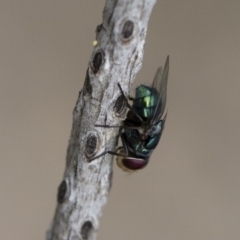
[{"x1": 93, "y1": 40, "x2": 98, "y2": 47}]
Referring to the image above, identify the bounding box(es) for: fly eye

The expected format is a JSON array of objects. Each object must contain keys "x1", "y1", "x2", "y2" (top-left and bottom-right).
[
  {"x1": 114, "y1": 94, "x2": 127, "y2": 117},
  {"x1": 122, "y1": 158, "x2": 148, "y2": 171},
  {"x1": 117, "y1": 156, "x2": 148, "y2": 172}
]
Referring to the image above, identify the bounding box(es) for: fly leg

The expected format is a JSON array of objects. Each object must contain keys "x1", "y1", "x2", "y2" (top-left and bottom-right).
[
  {"x1": 90, "y1": 133, "x2": 130, "y2": 160},
  {"x1": 95, "y1": 124, "x2": 122, "y2": 128},
  {"x1": 128, "y1": 96, "x2": 135, "y2": 101},
  {"x1": 120, "y1": 132, "x2": 130, "y2": 156},
  {"x1": 117, "y1": 83, "x2": 143, "y2": 123},
  {"x1": 89, "y1": 133, "x2": 129, "y2": 162},
  {"x1": 89, "y1": 149, "x2": 126, "y2": 161},
  {"x1": 95, "y1": 124, "x2": 142, "y2": 132}
]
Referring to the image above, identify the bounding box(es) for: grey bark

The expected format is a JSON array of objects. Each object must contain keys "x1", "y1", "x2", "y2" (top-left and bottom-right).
[{"x1": 47, "y1": 0, "x2": 156, "y2": 239}]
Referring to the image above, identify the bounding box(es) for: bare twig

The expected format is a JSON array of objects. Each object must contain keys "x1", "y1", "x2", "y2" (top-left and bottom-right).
[{"x1": 47, "y1": 0, "x2": 156, "y2": 239}]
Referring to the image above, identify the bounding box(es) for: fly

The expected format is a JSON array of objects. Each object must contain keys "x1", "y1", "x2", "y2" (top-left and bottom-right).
[{"x1": 92, "y1": 56, "x2": 169, "y2": 172}]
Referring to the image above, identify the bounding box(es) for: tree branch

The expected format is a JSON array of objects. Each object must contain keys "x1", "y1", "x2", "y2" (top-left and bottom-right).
[{"x1": 47, "y1": 0, "x2": 156, "y2": 239}]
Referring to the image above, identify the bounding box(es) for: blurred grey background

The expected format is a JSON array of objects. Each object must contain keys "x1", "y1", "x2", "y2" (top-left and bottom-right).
[{"x1": 1, "y1": 0, "x2": 240, "y2": 239}]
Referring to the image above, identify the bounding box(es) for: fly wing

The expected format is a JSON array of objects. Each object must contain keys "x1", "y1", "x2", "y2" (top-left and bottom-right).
[{"x1": 149, "y1": 55, "x2": 169, "y2": 125}]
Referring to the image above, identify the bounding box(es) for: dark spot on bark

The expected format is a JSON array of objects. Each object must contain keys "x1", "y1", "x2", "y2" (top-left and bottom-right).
[
  {"x1": 114, "y1": 94, "x2": 126, "y2": 117},
  {"x1": 122, "y1": 20, "x2": 134, "y2": 40},
  {"x1": 81, "y1": 221, "x2": 93, "y2": 240},
  {"x1": 57, "y1": 180, "x2": 67, "y2": 204},
  {"x1": 88, "y1": 164, "x2": 96, "y2": 171},
  {"x1": 95, "y1": 23, "x2": 102, "y2": 34},
  {"x1": 91, "y1": 50, "x2": 104, "y2": 74},
  {"x1": 85, "y1": 135, "x2": 97, "y2": 159},
  {"x1": 93, "y1": 52, "x2": 102, "y2": 72},
  {"x1": 83, "y1": 69, "x2": 92, "y2": 95}
]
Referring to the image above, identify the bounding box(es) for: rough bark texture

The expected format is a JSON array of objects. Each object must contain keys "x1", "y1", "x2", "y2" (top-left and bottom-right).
[{"x1": 47, "y1": 0, "x2": 156, "y2": 239}]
